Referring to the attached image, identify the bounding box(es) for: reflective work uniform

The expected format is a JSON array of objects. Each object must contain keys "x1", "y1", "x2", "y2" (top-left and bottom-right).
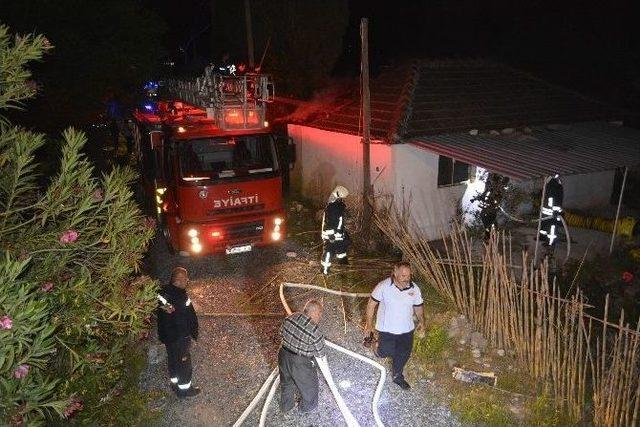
[
  {"x1": 157, "y1": 285, "x2": 199, "y2": 394},
  {"x1": 472, "y1": 173, "x2": 509, "y2": 239},
  {"x1": 320, "y1": 198, "x2": 350, "y2": 274},
  {"x1": 539, "y1": 176, "x2": 564, "y2": 247}
]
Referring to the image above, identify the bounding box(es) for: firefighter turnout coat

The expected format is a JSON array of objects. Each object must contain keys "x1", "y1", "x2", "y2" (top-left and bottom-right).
[{"x1": 157, "y1": 285, "x2": 199, "y2": 344}]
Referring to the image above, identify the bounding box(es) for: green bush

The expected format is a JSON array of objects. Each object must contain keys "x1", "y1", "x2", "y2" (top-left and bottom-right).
[
  {"x1": 413, "y1": 323, "x2": 449, "y2": 362},
  {"x1": 523, "y1": 393, "x2": 568, "y2": 427},
  {"x1": 0, "y1": 24, "x2": 157, "y2": 425}
]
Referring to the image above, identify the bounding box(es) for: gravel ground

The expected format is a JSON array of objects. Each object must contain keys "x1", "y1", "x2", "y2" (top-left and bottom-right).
[{"x1": 140, "y1": 233, "x2": 460, "y2": 427}]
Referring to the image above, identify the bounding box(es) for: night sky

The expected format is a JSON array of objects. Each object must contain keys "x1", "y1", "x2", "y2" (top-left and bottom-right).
[{"x1": 148, "y1": 0, "x2": 639, "y2": 113}]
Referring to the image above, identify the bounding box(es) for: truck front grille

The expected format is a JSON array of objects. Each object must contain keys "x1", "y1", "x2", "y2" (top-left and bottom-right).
[
  {"x1": 225, "y1": 220, "x2": 264, "y2": 240},
  {"x1": 207, "y1": 204, "x2": 265, "y2": 216}
]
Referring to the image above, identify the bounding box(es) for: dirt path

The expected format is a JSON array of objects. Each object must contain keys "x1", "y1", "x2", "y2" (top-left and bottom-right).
[{"x1": 140, "y1": 234, "x2": 459, "y2": 427}]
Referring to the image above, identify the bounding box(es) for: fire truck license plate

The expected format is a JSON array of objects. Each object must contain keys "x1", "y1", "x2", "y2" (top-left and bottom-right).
[{"x1": 226, "y1": 244, "x2": 252, "y2": 255}]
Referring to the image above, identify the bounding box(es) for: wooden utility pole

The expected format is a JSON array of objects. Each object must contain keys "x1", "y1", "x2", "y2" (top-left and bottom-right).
[
  {"x1": 244, "y1": 0, "x2": 255, "y2": 68},
  {"x1": 360, "y1": 18, "x2": 373, "y2": 234}
]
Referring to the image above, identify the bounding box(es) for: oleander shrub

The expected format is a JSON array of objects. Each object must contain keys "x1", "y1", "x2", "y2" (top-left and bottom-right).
[{"x1": 0, "y1": 24, "x2": 157, "y2": 425}]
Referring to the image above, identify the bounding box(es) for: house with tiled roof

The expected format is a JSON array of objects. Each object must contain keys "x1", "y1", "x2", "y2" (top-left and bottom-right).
[{"x1": 287, "y1": 59, "x2": 640, "y2": 239}]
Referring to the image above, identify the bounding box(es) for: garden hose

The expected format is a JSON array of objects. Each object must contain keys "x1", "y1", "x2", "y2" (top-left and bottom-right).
[{"x1": 564, "y1": 211, "x2": 636, "y2": 237}]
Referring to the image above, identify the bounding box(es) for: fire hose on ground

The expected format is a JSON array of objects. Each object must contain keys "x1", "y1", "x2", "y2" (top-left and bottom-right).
[{"x1": 232, "y1": 282, "x2": 387, "y2": 427}]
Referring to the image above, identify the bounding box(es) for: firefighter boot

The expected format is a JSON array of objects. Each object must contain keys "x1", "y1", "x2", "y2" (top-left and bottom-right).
[{"x1": 176, "y1": 386, "x2": 201, "y2": 399}]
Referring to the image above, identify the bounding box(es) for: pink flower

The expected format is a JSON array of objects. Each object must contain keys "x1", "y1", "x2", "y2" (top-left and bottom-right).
[
  {"x1": 14, "y1": 364, "x2": 29, "y2": 379},
  {"x1": 63, "y1": 400, "x2": 83, "y2": 418},
  {"x1": 0, "y1": 315, "x2": 12, "y2": 330},
  {"x1": 92, "y1": 189, "x2": 104, "y2": 202},
  {"x1": 59, "y1": 230, "x2": 79, "y2": 244},
  {"x1": 622, "y1": 272, "x2": 634, "y2": 283},
  {"x1": 41, "y1": 282, "x2": 54, "y2": 292},
  {"x1": 142, "y1": 216, "x2": 156, "y2": 230}
]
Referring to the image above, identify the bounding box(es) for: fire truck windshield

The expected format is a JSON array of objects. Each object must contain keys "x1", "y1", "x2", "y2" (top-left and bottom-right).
[{"x1": 179, "y1": 134, "x2": 278, "y2": 182}]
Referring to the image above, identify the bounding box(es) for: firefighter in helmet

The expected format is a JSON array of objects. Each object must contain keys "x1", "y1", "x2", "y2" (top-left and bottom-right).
[
  {"x1": 320, "y1": 185, "x2": 351, "y2": 275},
  {"x1": 471, "y1": 173, "x2": 510, "y2": 240},
  {"x1": 539, "y1": 174, "x2": 564, "y2": 248}
]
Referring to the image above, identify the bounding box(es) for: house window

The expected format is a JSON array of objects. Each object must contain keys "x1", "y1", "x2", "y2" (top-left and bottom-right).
[{"x1": 437, "y1": 156, "x2": 470, "y2": 186}]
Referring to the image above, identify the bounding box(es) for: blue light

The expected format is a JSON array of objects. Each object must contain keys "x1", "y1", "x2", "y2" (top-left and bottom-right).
[{"x1": 144, "y1": 104, "x2": 153, "y2": 111}]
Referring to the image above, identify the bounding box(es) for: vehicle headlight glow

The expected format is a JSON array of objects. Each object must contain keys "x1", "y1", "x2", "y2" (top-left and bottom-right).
[
  {"x1": 271, "y1": 231, "x2": 281, "y2": 241},
  {"x1": 191, "y1": 236, "x2": 200, "y2": 244},
  {"x1": 274, "y1": 217, "x2": 283, "y2": 226},
  {"x1": 187, "y1": 228, "x2": 198, "y2": 237},
  {"x1": 191, "y1": 242, "x2": 202, "y2": 253}
]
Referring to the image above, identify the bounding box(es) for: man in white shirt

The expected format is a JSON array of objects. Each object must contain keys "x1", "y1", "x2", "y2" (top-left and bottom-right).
[{"x1": 364, "y1": 261, "x2": 425, "y2": 389}]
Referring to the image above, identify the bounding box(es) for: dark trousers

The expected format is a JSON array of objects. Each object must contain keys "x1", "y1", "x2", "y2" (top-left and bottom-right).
[
  {"x1": 278, "y1": 347, "x2": 319, "y2": 412},
  {"x1": 321, "y1": 239, "x2": 349, "y2": 274},
  {"x1": 165, "y1": 336, "x2": 193, "y2": 390},
  {"x1": 377, "y1": 330, "x2": 414, "y2": 380}
]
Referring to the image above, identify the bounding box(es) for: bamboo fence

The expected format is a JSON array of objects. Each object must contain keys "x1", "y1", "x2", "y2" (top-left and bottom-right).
[{"x1": 374, "y1": 211, "x2": 640, "y2": 426}]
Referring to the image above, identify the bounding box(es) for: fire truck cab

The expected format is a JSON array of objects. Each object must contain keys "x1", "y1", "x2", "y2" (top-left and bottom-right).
[{"x1": 133, "y1": 68, "x2": 292, "y2": 256}]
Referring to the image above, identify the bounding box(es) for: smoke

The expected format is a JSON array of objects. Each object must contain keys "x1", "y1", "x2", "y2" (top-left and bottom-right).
[{"x1": 275, "y1": 79, "x2": 355, "y2": 124}]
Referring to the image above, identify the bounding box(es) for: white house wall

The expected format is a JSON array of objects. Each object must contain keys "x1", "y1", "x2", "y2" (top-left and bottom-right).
[
  {"x1": 288, "y1": 124, "x2": 467, "y2": 240},
  {"x1": 393, "y1": 144, "x2": 468, "y2": 240},
  {"x1": 287, "y1": 124, "x2": 616, "y2": 242},
  {"x1": 287, "y1": 124, "x2": 394, "y2": 202},
  {"x1": 562, "y1": 170, "x2": 615, "y2": 210}
]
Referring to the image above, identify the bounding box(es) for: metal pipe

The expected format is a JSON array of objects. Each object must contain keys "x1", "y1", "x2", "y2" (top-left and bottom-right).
[{"x1": 610, "y1": 167, "x2": 629, "y2": 254}]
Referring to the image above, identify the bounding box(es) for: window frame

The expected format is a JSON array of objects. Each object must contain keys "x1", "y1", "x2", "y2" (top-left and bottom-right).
[{"x1": 437, "y1": 155, "x2": 471, "y2": 187}]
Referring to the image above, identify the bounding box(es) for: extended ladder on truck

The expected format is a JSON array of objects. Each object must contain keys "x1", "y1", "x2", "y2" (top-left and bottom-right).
[{"x1": 163, "y1": 65, "x2": 274, "y2": 132}]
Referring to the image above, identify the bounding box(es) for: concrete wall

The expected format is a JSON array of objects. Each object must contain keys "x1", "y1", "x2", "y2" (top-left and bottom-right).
[
  {"x1": 562, "y1": 170, "x2": 615, "y2": 211},
  {"x1": 393, "y1": 144, "x2": 468, "y2": 239},
  {"x1": 287, "y1": 124, "x2": 394, "y2": 203},
  {"x1": 288, "y1": 124, "x2": 617, "y2": 241},
  {"x1": 288, "y1": 125, "x2": 467, "y2": 240}
]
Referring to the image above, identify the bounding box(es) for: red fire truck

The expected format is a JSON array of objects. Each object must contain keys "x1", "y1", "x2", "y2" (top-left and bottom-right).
[{"x1": 132, "y1": 66, "x2": 293, "y2": 256}]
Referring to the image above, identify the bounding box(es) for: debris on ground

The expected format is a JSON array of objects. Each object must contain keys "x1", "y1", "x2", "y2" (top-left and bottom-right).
[{"x1": 452, "y1": 367, "x2": 497, "y2": 386}]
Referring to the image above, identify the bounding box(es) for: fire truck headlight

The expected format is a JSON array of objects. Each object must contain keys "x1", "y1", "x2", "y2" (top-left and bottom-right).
[
  {"x1": 178, "y1": 126, "x2": 186, "y2": 133},
  {"x1": 187, "y1": 228, "x2": 198, "y2": 238},
  {"x1": 271, "y1": 231, "x2": 281, "y2": 241},
  {"x1": 274, "y1": 217, "x2": 283, "y2": 226},
  {"x1": 263, "y1": 120, "x2": 269, "y2": 127},
  {"x1": 191, "y1": 242, "x2": 203, "y2": 253},
  {"x1": 191, "y1": 236, "x2": 200, "y2": 244}
]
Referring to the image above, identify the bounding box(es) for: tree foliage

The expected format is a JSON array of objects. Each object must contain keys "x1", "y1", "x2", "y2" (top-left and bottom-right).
[
  {"x1": 0, "y1": 24, "x2": 157, "y2": 425},
  {"x1": 249, "y1": 0, "x2": 349, "y2": 98},
  {"x1": 0, "y1": 0, "x2": 166, "y2": 131}
]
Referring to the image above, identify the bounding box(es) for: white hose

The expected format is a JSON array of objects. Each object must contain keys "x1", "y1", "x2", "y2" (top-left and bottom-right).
[
  {"x1": 279, "y1": 283, "x2": 361, "y2": 427},
  {"x1": 233, "y1": 282, "x2": 386, "y2": 427},
  {"x1": 316, "y1": 355, "x2": 361, "y2": 427},
  {"x1": 324, "y1": 340, "x2": 386, "y2": 427},
  {"x1": 232, "y1": 367, "x2": 278, "y2": 427},
  {"x1": 279, "y1": 282, "x2": 385, "y2": 427},
  {"x1": 259, "y1": 375, "x2": 280, "y2": 427}
]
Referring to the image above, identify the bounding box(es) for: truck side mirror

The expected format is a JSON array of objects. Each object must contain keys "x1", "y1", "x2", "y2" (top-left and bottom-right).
[{"x1": 150, "y1": 131, "x2": 164, "y2": 150}]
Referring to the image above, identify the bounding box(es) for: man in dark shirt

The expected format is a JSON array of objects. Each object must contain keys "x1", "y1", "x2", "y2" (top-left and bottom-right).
[
  {"x1": 157, "y1": 267, "x2": 200, "y2": 398},
  {"x1": 279, "y1": 299, "x2": 325, "y2": 412}
]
